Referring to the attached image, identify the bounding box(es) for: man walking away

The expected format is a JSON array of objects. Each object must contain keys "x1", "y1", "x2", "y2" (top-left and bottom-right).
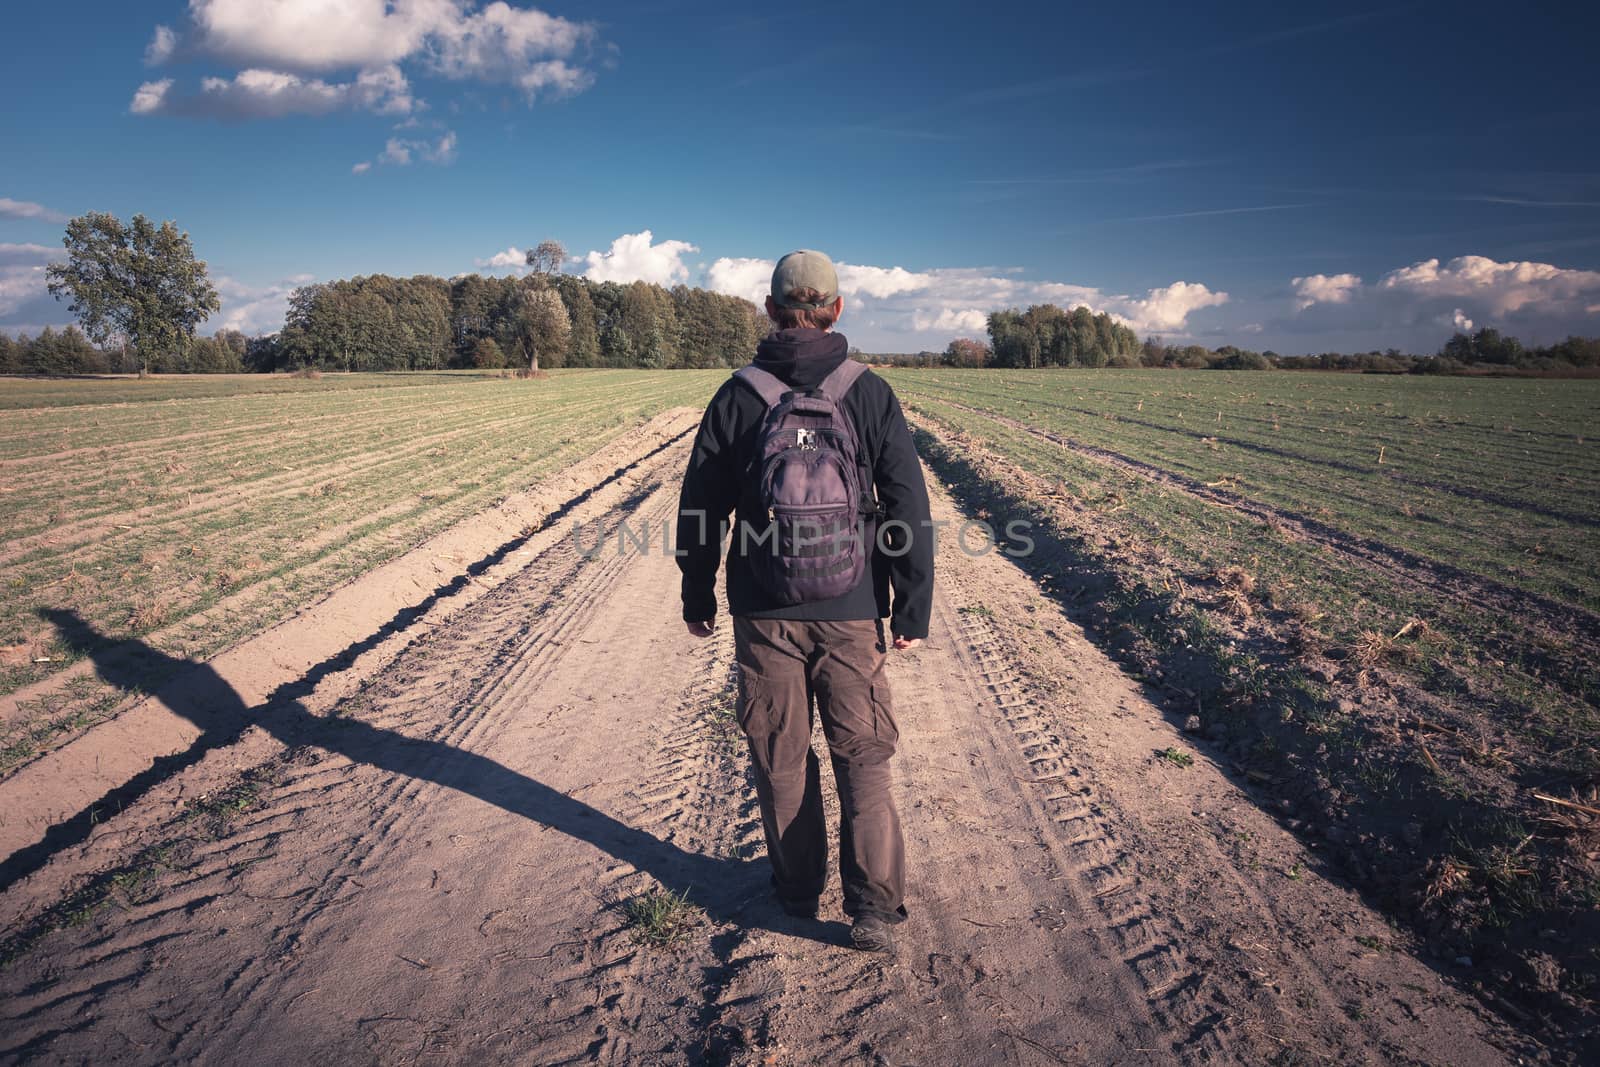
[{"x1": 676, "y1": 249, "x2": 934, "y2": 953}]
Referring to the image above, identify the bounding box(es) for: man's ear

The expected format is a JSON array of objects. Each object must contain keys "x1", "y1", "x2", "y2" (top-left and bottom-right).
[
  {"x1": 832, "y1": 295, "x2": 844, "y2": 322},
  {"x1": 764, "y1": 295, "x2": 779, "y2": 322}
]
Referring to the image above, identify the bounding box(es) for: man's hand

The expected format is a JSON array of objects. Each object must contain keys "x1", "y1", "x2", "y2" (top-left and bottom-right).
[
  {"x1": 685, "y1": 619, "x2": 716, "y2": 638},
  {"x1": 892, "y1": 635, "x2": 921, "y2": 651}
]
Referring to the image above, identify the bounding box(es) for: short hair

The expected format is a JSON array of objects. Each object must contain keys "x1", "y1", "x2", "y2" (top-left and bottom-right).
[{"x1": 770, "y1": 287, "x2": 838, "y2": 331}]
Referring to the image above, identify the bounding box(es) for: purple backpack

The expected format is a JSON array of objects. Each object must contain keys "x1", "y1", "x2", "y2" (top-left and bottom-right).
[{"x1": 734, "y1": 359, "x2": 875, "y2": 605}]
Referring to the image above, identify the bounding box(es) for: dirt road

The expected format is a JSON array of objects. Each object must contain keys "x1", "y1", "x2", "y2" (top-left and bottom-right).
[{"x1": 0, "y1": 428, "x2": 1531, "y2": 1065}]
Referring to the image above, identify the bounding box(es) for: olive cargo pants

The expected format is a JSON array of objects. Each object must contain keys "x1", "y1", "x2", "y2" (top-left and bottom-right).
[{"x1": 732, "y1": 616, "x2": 907, "y2": 924}]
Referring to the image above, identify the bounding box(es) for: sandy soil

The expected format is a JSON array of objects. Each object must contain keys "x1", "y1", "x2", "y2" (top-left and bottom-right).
[{"x1": 0, "y1": 432, "x2": 1538, "y2": 1065}]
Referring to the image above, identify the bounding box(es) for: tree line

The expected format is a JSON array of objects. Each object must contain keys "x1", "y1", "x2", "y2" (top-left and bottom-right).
[
  {"x1": 862, "y1": 307, "x2": 1600, "y2": 376},
  {"x1": 254, "y1": 270, "x2": 769, "y2": 373},
  {"x1": 0, "y1": 326, "x2": 250, "y2": 375},
  {"x1": 11, "y1": 211, "x2": 1599, "y2": 377}
]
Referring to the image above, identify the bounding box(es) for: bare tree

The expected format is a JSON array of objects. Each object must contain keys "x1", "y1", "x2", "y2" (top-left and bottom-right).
[{"x1": 525, "y1": 239, "x2": 566, "y2": 277}]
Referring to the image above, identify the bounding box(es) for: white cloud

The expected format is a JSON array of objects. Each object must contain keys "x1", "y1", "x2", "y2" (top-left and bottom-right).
[
  {"x1": 1263, "y1": 253, "x2": 1600, "y2": 351},
  {"x1": 135, "y1": 65, "x2": 413, "y2": 119},
  {"x1": 475, "y1": 246, "x2": 530, "y2": 271},
  {"x1": 427, "y1": 3, "x2": 596, "y2": 97},
  {"x1": 836, "y1": 263, "x2": 930, "y2": 300},
  {"x1": 359, "y1": 129, "x2": 457, "y2": 171},
  {"x1": 144, "y1": 1, "x2": 602, "y2": 121},
  {"x1": 706, "y1": 257, "x2": 773, "y2": 306},
  {"x1": 145, "y1": 24, "x2": 176, "y2": 65},
  {"x1": 0, "y1": 244, "x2": 55, "y2": 320},
  {"x1": 1122, "y1": 280, "x2": 1229, "y2": 333},
  {"x1": 379, "y1": 139, "x2": 413, "y2": 166},
  {"x1": 582, "y1": 231, "x2": 698, "y2": 286},
  {"x1": 1378, "y1": 255, "x2": 1600, "y2": 316},
  {"x1": 212, "y1": 272, "x2": 317, "y2": 335},
  {"x1": 1292, "y1": 272, "x2": 1361, "y2": 311},
  {"x1": 130, "y1": 79, "x2": 173, "y2": 114},
  {"x1": 0, "y1": 198, "x2": 67, "y2": 223},
  {"x1": 910, "y1": 307, "x2": 989, "y2": 334},
  {"x1": 188, "y1": 0, "x2": 429, "y2": 70},
  {"x1": 699, "y1": 253, "x2": 1225, "y2": 344}
]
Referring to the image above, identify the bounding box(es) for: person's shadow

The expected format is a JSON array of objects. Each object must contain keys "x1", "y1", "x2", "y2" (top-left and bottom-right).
[{"x1": 14, "y1": 609, "x2": 841, "y2": 945}]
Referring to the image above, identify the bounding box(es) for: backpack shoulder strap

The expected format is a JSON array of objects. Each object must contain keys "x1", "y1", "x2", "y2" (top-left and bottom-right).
[
  {"x1": 815, "y1": 358, "x2": 868, "y2": 401},
  {"x1": 732, "y1": 364, "x2": 790, "y2": 409}
]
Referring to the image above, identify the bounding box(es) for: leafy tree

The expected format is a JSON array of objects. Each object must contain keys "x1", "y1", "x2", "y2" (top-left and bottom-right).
[
  {"x1": 943, "y1": 337, "x2": 990, "y2": 367},
  {"x1": 45, "y1": 212, "x2": 220, "y2": 375},
  {"x1": 471, "y1": 336, "x2": 507, "y2": 368},
  {"x1": 509, "y1": 285, "x2": 571, "y2": 370},
  {"x1": 18, "y1": 326, "x2": 107, "y2": 375},
  {"x1": 554, "y1": 276, "x2": 601, "y2": 367}
]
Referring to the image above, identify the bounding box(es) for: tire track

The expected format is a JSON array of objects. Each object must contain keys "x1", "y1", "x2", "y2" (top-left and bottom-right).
[
  {"x1": 155, "y1": 456, "x2": 694, "y2": 1060},
  {"x1": 947, "y1": 597, "x2": 1246, "y2": 1064}
]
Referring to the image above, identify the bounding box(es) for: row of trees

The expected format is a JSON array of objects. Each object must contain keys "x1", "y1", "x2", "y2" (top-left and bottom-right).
[
  {"x1": 1273, "y1": 329, "x2": 1600, "y2": 374},
  {"x1": 0, "y1": 327, "x2": 252, "y2": 375},
  {"x1": 252, "y1": 270, "x2": 769, "y2": 373},
  {"x1": 16, "y1": 212, "x2": 1600, "y2": 377},
  {"x1": 906, "y1": 315, "x2": 1600, "y2": 375},
  {"x1": 986, "y1": 305, "x2": 1142, "y2": 368}
]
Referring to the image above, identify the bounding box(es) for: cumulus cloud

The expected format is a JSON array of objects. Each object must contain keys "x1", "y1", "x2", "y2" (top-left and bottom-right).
[
  {"x1": 910, "y1": 307, "x2": 990, "y2": 334},
  {"x1": 351, "y1": 161, "x2": 372, "y2": 175},
  {"x1": 582, "y1": 231, "x2": 698, "y2": 286},
  {"x1": 426, "y1": 2, "x2": 597, "y2": 97},
  {"x1": 137, "y1": 1, "x2": 603, "y2": 124},
  {"x1": 474, "y1": 246, "x2": 533, "y2": 272},
  {"x1": 130, "y1": 79, "x2": 174, "y2": 115},
  {"x1": 1265, "y1": 254, "x2": 1600, "y2": 350},
  {"x1": 836, "y1": 264, "x2": 930, "y2": 300},
  {"x1": 0, "y1": 198, "x2": 68, "y2": 223},
  {"x1": 133, "y1": 65, "x2": 413, "y2": 119},
  {"x1": 705, "y1": 256, "x2": 933, "y2": 305},
  {"x1": 705, "y1": 257, "x2": 772, "y2": 306},
  {"x1": 187, "y1": 0, "x2": 428, "y2": 70},
  {"x1": 0, "y1": 243, "x2": 59, "y2": 325},
  {"x1": 1378, "y1": 255, "x2": 1600, "y2": 316},
  {"x1": 212, "y1": 272, "x2": 317, "y2": 335},
  {"x1": 145, "y1": 24, "x2": 177, "y2": 65},
  {"x1": 1292, "y1": 272, "x2": 1361, "y2": 311},
  {"x1": 1122, "y1": 280, "x2": 1230, "y2": 333},
  {"x1": 698, "y1": 255, "x2": 1227, "y2": 343}
]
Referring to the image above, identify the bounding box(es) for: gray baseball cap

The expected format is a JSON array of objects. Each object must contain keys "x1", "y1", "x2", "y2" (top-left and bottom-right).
[{"x1": 771, "y1": 249, "x2": 839, "y2": 309}]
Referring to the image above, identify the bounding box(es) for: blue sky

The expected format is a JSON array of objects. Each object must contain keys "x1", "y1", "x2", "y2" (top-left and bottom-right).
[{"x1": 3, "y1": 0, "x2": 1599, "y2": 354}]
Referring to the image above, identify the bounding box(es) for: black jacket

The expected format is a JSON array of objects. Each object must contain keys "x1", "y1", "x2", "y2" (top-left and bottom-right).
[{"x1": 676, "y1": 329, "x2": 935, "y2": 639}]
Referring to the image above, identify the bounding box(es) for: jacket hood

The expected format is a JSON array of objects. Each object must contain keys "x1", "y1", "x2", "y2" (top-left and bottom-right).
[{"x1": 751, "y1": 328, "x2": 850, "y2": 390}]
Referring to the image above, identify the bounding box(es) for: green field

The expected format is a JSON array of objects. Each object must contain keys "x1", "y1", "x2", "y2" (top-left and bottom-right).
[
  {"x1": 0, "y1": 370, "x2": 722, "y2": 771},
  {"x1": 886, "y1": 367, "x2": 1600, "y2": 988},
  {"x1": 887, "y1": 369, "x2": 1599, "y2": 611},
  {"x1": 3, "y1": 365, "x2": 1597, "y2": 1008},
  {"x1": 888, "y1": 370, "x2": 1599, "y2": 725}
]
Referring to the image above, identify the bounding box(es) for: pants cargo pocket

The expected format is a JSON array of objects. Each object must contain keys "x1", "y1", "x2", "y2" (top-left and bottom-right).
[{"x1": 867, "y1": 683, "x2": 899, "y2": 752}]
